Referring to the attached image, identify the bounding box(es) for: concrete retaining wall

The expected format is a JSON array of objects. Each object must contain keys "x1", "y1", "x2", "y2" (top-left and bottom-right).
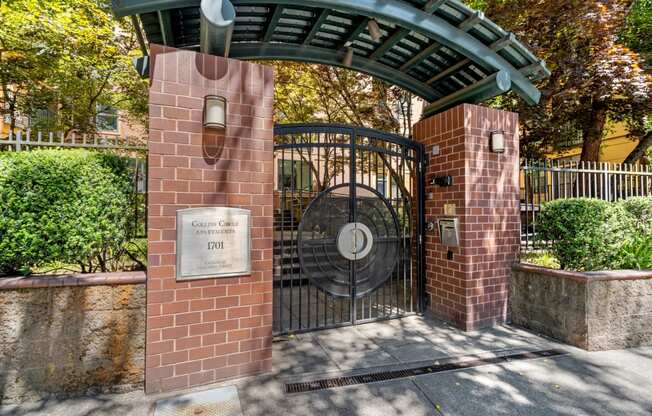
[
  {"x1": 0, "y1": 272, "x2": 146, "y2": 404},
  {"x1": 511, "y1": 264, "x2": 652, "y2": 351}
]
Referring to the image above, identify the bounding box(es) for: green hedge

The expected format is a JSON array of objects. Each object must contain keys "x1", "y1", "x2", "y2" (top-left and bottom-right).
[
  {"x1": 537, "y1": 197, "x2": 652, "y2": 271},
  {"x1": 0, "y1": 149, "x2": 134, "y2": 275},
  {"x1": 536, "y1": 198, "x2": 634, "y2": 271}
]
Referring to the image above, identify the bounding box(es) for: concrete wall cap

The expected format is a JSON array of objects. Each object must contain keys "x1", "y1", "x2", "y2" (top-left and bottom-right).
[
  {"x1": 0, "y1": 271, "x2": 146, "y2": 290},
  {"x1": 513, "y1": 263, "x2": 652, "y2": 282}
]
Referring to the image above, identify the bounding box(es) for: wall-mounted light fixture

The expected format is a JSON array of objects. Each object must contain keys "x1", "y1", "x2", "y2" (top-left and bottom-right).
[
  {"x1": 490, "y1": 130, "x2": 505, "y2": 153},
  {"x1": 431, "y1": 175, "x2": 453, "y2": 187},
  {"x1": 367, "y1": 19, "x2": 382, "y2": 42},
  {"x1": 203, "y1": 95, "x2": 227, "y2": 129}
]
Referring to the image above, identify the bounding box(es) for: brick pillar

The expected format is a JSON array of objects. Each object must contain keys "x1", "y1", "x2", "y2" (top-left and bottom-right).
[
  {"x1": 146, "y1": 45, "x2": 274, "y2": 393},
  {"x1": 413, "y1": 104, "x2": 520, "y2": 330}
]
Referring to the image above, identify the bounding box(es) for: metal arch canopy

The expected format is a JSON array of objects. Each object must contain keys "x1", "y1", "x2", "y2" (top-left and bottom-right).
[
  {"x1": 113, "y1": 0, "x2": 550, "y2": 116},
  {"x1": 229, "y1": 43, "x2": 439, "y2": 101}
]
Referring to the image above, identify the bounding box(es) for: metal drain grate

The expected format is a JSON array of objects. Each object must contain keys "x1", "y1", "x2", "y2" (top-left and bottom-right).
[{"x1": 285, "y1": 349, "x2": 566, "y2": 394}]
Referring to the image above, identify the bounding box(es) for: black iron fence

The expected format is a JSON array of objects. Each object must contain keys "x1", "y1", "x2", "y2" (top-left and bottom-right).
[{"x1": 520, "y1": 160, "x2": 652, "y2": 252}]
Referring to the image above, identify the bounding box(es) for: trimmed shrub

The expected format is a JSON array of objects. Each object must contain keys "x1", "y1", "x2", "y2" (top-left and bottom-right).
[
  {"x1": 536, "y1": 198, "x2": 633, "y2": 271},
  {"x1": 0, "y1": 149, "x2": 134, "y2": 275},
  {"x1": 617, "y1": 197, "x2": 652, "y2": 235}
]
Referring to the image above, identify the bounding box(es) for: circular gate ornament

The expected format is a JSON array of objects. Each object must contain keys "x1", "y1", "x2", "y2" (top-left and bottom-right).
[
  {"x1": 297, "y1": 183, "x2": 400, "y2": 298},
  {"x1": 336, "y1": 222, "x2": 373, "y2": 261}
]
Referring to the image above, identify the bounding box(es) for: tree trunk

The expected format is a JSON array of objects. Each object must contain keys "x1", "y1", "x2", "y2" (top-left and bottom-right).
[
  {"x1": 623, "y1": 131, "x2": 652, "y2": 164},
  {"x1": 580, "y1": 104, "x2": 608, "y2": 162}
]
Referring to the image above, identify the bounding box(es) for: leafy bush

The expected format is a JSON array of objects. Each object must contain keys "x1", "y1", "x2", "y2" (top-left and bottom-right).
[
  {"x1": 617, "y1": 197, "x2": 652, "y2": 234},
  {"x1": 536, "y1": 198, "x2": 633, "y2": 271},
  {"x1": 613, "y1": 235, "x2": 652, "y2": 270},
  {"x1": 0, "y1": 149, "x2": 136, "y2": 275}
]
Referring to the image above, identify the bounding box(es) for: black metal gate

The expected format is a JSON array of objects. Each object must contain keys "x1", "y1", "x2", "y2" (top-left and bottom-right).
[{"x1": 273, "y1": 124, "x2": 425, "y2": 334}]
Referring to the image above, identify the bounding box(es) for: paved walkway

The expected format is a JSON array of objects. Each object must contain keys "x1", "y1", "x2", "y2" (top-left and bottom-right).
[
  {"x1": 273, "y1": 315, "x2": 553, "y2": 378},
  {"x1": 2, "y1": 315, "x2": 651, "y2": 416}
]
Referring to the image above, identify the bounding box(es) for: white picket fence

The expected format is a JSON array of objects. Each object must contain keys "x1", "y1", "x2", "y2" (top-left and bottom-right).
[{"x1": 0, "y1": 129, "x2": 147, "y2": 151}]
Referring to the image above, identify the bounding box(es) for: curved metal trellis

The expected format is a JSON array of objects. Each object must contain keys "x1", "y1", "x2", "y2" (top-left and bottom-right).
[{"x1": 114, "y1": 0, "x2": 549, "y2": 117}]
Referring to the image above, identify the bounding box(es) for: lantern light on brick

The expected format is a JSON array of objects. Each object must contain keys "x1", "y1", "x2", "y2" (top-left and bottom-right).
[
  {"x1": 490, "y1": 130, "x2": 505, "y2": 153},
  {"x1": 203, "y1": 95, "x2": 227, "y2": 129}
]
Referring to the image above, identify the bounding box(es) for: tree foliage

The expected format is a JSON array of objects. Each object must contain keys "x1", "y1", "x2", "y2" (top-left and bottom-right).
[
  {"x1": 622, "y1": 0, "x2": 652, "y2": 66},
  {"x1": 270, "y1": 61, "x2": 417, "y2": 137},
  {"x1": 0, "y1": 0, "x2": 148, "y2": 134},
  {"x1": 270, "y1": 62, "x2": 418, "y2": 196},
  {"x1": 470, "y1": 0, "x2": 651, "y2": 161}
]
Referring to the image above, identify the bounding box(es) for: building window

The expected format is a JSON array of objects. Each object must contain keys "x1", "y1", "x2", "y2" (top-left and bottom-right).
[
  {"x1": 278, "y1": 159, "x2": 312, "y2": 191},
  {"x1": 96, "y1": 104, "x2": 119, "y2": 132},
  {"x1": 376, "y1": 176, "x2": 386, "y2": 196}
]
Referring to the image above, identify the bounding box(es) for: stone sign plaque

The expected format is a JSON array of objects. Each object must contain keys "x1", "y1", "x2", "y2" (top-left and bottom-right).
[{"x1": 176, "y1": 207, "x2": 251, "y2": 281}]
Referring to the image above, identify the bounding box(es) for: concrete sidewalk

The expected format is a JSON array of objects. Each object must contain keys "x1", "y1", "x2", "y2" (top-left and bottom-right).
[
  {"x1": 2, "y1": 316, "x2": 651, "y2": 416},
  {"x1": 272, "y1": 315, "x2": 554, "y2": 378}
]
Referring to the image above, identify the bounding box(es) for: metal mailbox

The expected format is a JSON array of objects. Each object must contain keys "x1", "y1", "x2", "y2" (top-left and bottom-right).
[{"x1": 438, "y1": 218, "x2": 460, "y2": 247}]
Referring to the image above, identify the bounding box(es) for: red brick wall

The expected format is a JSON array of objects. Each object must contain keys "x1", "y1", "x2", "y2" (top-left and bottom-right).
[
  {"x1": 413, "y1": 104, "x2": 520, "y2": 330},
  {"x1": 146, "y1": 45, "x2": 274, "y2": 393}
]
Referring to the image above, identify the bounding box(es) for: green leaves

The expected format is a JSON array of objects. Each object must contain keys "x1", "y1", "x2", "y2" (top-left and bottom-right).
[
  {"x1": 536, "y1": 198, "x2": 633, "y2": 271},
  {"x1": 0, "y1": 149, "x2": 134, "y2": 275},
  {"x1": 270, "y1": 61, "x2": 410, "y2": 135},
  {"x1": 473, "y1": 0, "x2": 651, "y2": 161},
  {"x1": 537, "y1": 197, "x2": 652, "y2": 271},
  {"x1": 618, "y1": 196, "x2": 652, "y2": 234},
  {"x1": 0, "y1": 0, "x2": 148, "y2": 133},
  {"x1": 622, "y1": 0, "x2": 652, "y2": 66},
  {"x1": 614, "y1": 235, "x2": 652, "y2": 270}
]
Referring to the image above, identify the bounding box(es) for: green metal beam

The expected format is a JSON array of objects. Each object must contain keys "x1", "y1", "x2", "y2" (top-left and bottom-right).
[
  {"x1": 458, "y1": 11, "x2": 484, "y2": 32},
  {"x1": 338, "y1": 17, "x2": 369, "y2": 49},
  {"x1": 157, "y1": 10, "x2": 174, "y2": 45},
  {"x1": 399, "y1": 41, "x2": 442, "y2": 71},
  {"x1": 520, "y1": 59, "x2": 549, "y2": 81},
  {"x1": 422, "y1": 70, "x2": 511, "y2": 116},
  {"x1": 490, "y1": 32, "x2": 515, "y2": 51},
  {"x1": 369, "y1": 28, "x2": 409, "y2": 61},
  {"x1": 369, "y1": 0, "x2": 442, "y2": 62},
  {"x1": 427, "y1": 58, "x2": 470, "y2": 85},
  {"x1": 424, "y1": 0, "x2": 446, "y2": 14},
  {"x1": 263, "y1": 5, "x2": 283, "y2": 42},
  {"x1": 131, "y1": 15, "x2": 149, "y2": 55},
  {"x1": 367, "y1": 0, "x2": 461, "y2": 70},
  {"x1": 112, "y1": 0, "x2": 198, "y2": 17},
  {"x1": 133, "y1": 56, "x2": 149, "y2": 77},
  {"x1": 112, "y1": 0, "x2": 546, "y2": 106},
  {"x1": 229, "y1": 42, "x2": 439, "y2": 102},
  {"x1": 233, "y1": 0, "x2": 542, "y2": 105},
  {"x1": 303, "y1": 9, "x2": 329, "y2": 45},
  {"x1": 400, "y1": 9, "x2": 486, "y2": 75}
]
